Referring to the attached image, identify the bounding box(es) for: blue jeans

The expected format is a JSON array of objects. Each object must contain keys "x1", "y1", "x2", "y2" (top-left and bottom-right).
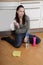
[
  {"x1": 1, "y1": 33, "x2": 41, "y2": 48},
  {"x1": 1, "y1": 33, "x2": 26, "y2": 48},
  {"x1": 14, "y1": 33, "x2": 26, "y2": 48}
]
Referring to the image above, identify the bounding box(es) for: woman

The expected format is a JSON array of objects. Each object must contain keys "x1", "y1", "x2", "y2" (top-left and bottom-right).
[
  {"x1": 1, "y1": 5, "x2": 41, "y2": 48},
  {"x1": 11, "y1": 5, "x2": 30, "y2": 48}
]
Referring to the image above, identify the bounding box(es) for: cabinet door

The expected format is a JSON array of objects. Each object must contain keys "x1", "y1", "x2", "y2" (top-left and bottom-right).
[
  {"x1": 30, "y1": 20, "x2": 40, "y2": 29},
  {"x1": 40, "y1": 3, "x2": 43, "y2": 28},
  {"x1": 0, "y1": 2, "x2": 19, "y2": 31},
  {"x1": 29, "y1": 8, "x2": 40, "y2": 29},
  {"x1": 0, "y1": 9, "x2": 16, "y2": 31}
]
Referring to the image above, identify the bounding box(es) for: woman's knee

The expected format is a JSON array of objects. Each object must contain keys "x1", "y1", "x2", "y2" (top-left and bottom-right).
[
  {"x1": 14, "y1": 42, "x2": 22, "y2": 48},
  {"x1": 14, "y1": 40, "x2": 22, "y2": 48}
]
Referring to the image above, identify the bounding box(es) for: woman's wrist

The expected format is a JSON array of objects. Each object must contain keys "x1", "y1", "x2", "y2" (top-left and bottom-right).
[{"x1": 26, "y1": 33, "x2": 29, "y2": 38}]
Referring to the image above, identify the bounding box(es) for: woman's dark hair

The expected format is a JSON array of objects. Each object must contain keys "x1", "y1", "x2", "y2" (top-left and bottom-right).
[{"x1": 15, "y1": 5, "x2": 26, "y2": 24}]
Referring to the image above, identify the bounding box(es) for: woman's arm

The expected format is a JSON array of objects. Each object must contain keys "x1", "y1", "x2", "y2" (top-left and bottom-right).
[
  {"x1": 10, "y1": 20, "x2": 15, "y2": 31},
  {"x1": 24, "y1": 16, "x2": 30, "y2": 42},
  {"x1": 26, "y1": 16, "x2": 30, "y2": 37},
  {"x1": 10, "y1": 20, "x2": 20, "y2": 31}
]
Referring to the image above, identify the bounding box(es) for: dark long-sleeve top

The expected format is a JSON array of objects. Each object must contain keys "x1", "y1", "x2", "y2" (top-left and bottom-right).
[
  {"x1": 14, "y1": 15, "x2": 30, "y2": 35},
  {"x1": 11, "y1": 15, "x2": 30, "y2": 37}
]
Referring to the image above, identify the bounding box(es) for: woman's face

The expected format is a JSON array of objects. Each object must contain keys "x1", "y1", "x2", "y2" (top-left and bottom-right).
[{"x1": 17, "y1": 7, "x2": 25, "y2": 18}]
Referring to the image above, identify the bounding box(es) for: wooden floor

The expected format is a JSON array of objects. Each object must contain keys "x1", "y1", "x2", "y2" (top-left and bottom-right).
[{"x1": 0, "y1": 32, "x2": 43, "y2": 65}]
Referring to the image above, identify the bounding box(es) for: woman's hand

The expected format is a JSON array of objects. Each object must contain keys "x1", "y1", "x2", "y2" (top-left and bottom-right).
[
  {"x1": 24, "y1": 36, "x2": 28, "y2": 43},
  {"x1": 14, "y1": 21, "x2": 20, "y2": 29}
]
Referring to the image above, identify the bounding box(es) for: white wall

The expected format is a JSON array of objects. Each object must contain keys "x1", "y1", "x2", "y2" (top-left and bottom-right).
[{"x1": 0, "y1": 1, "x2": 43, "y2": 31}]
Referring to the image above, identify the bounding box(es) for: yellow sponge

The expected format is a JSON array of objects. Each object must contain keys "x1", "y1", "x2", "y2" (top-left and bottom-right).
[{"x1": 12, "y1": 51, "x2": 21, "y2": 57}]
